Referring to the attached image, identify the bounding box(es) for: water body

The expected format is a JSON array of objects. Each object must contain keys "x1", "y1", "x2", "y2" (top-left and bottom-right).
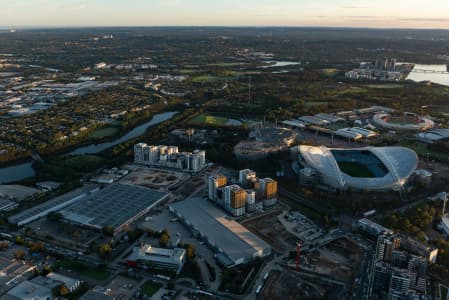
[
  {"x1": 407, "y1": 64, "x2": 449, "y2": 87},
  {"x1": 70, "y1": 111, "x2": 177, "y2": 155},
  {"x1": 0, "y1": 111, "x2": 177, "y2": 183},
  {"x1": 260, "y1": 61, "x2": 301, "y2": 68}
]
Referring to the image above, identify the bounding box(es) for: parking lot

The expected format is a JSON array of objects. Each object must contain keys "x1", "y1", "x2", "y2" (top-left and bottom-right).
[
  {"x1": 140, "y1": 208, "x2": 222, "y2": 289},
  {"x1": 104, "y1": 275, "x2": 143, "y2": 300}
]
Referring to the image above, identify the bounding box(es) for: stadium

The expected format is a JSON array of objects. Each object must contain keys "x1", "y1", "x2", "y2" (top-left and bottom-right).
[
  {"x1": 234, "y1": 126, "x2": 297, "y2": 160},
  {"x1": 372, "y1": 113, "x2": 434, "y2": 131},
  {"x1": 296, "y1": 145, "x2": 418, "y2": 192}
]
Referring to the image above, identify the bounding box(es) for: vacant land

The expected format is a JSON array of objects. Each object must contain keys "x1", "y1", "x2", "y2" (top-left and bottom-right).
[
  {"x1": 306, "y1": 237, "x2": 363, "y2": 282},
  {"x1": 241, "y1": 209, "x2": 296, "y2": 253},
  {"x1": 141, "y1": 282, "x2": 163, "y2": 297}
]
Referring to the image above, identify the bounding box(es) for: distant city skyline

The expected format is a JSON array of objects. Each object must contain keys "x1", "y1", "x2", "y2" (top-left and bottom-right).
[{"x1": 1, "y1": 0, "x2": 449, "y2": 29}]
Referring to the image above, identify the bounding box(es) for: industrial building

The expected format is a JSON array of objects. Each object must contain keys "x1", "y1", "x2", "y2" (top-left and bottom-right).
[
  {"x1": 3, "y1": 280, "x2": 52, "y2": 300},
  {"x1": 126, "y1": 244, "x2": 186, "y2": 274},
  {"x1": 8, "y1": 186, "x2": 97, "y2": 227},
  {"x1": 298, "y1": 116, "x2": 331, "y2": 126},
  {"x1": 280, "y1": 119, "x2": 306, "y2": 130},
  {"x1": 357, "y1": 218, "x2": 393, "y2": 236},
  {"x1": 60, "y1": 183, "x2": 168, "y2": 233},
  {"x1": 134, "y1": 143, "x2": 206, "y2": 172},
  {"x1": 296, "y1": 145, "x2": 418, "y2": 192},
  {"x1": 3, "y1": 273, "x2": 81, "y2": 300},
  {"x1": 417, "y1": 128, "x2": 449, "y2": 144},
  {"x1": 314, "y1": 113, "x2": 345, "y2": 124},
  {"x1": 32, "y1": 273, "x2": 82, "y2": 294},
  {"x1": 169, "y1": 197, "x2": 271, "y2": 267}
]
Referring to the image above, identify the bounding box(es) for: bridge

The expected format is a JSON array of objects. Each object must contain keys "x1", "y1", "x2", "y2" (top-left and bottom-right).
[{"x1": 412, "y1": 68, "x2": 449, "y2": 74}]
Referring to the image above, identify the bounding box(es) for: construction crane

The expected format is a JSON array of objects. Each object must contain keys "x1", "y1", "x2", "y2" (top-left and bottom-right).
[{"x1": 296, "y1": 242, "x2": 301, "y2": 272}]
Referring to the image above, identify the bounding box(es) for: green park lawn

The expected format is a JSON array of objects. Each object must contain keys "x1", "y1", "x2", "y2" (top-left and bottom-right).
[
  {"x1": 89, "y1": 127, "x2": 119, "y2": 139},
  {"x1": 141, "y1": 282, "x2": 163, "y2": 296}
]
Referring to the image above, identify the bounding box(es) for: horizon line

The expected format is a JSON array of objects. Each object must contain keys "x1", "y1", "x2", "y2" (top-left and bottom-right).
[{"x1": 1, "y1": 25, "x2": 449, "y2": 31}]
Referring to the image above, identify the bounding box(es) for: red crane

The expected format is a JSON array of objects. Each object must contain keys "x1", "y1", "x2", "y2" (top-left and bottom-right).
[{"x1": 296, "y1": 242, "x2": 301, "y2": 271}]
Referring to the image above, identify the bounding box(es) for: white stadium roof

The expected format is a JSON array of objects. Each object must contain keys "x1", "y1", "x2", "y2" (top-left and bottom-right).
[{"x1": 298, "y1": 145, "x2": 418, "y2": 191}]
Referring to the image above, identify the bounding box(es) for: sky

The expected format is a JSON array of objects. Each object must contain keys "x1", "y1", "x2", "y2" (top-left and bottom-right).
[{"x1": 1, "y1": 0, "x2": 449, "y2": 29}]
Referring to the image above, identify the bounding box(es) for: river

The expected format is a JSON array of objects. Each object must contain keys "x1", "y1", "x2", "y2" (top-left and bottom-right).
[
  {"x1": 0, "y1": 111, "x2": 177, "y2": 184},
  {"x1": 406, "y1": 64, "x2": 449, "y2": 87}
]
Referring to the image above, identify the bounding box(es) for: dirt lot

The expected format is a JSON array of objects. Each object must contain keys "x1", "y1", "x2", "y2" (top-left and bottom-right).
[
  {"x1": 120, "y1": 167, "x2": 189, "y2": 190},
  {"x1": 260, "y1": 270, "x2": 342, "y2": 300},
  {"x1": 305, "y1": 237, "x2": 363, "y2": 282},
  {"x1": 240, "y1": 209, "x2": 296, "y2": 253}
]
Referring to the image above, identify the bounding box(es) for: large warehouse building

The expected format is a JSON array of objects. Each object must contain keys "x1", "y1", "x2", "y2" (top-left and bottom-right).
[
  {"x1": 169, "y1": 197, "x2": 271, "y2": 268},
  {"x1": 60, "y1": 183, "x2": 168, "y2": 233},
  {"x1": 296, "y1": 146, "x2": 418, "y2": 192}
]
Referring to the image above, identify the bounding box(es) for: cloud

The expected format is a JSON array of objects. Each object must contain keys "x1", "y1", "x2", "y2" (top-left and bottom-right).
[{"x1": 400, "y1": 18, "x2": 449, "y2": 23}]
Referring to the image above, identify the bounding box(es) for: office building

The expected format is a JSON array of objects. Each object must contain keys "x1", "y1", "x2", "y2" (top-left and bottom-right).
[{"x1": 127, "y1": 244, "x2": 186, "y2": 275}]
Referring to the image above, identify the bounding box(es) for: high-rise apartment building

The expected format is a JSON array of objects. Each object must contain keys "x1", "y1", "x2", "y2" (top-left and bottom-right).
[{"x1": 208, "y1": 175, "x2": 227, "y2": 201}]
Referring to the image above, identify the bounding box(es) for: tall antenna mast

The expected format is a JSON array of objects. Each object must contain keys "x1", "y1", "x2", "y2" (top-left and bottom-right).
[{"x1": 248, "y1": 74, "x2": 251, "y2": 104}]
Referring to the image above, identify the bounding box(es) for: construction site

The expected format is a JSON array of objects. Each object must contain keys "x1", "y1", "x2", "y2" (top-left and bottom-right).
[
  {"x1": 301, "y1": 237, "x2": 364, "y2": 282},
  {"x1": 120, "y1": 165, "x2": 190, "y2": 191},
  {"x1": 260, "y1": 269, "x2": 344, "y2": 300},
  {"x1": 240, "y1": 209, "x2": 297, "y2": 253}
]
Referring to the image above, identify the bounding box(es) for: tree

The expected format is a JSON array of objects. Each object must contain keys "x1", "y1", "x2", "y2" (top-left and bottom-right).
[
  {"x1": 15, "y1": 236, "x2": 25, "y2": 245},
  {"x1": 28, "y1": 242, "x2": 46, "y2": 254},
  {"x1": 52, "y1": 284, "x2": 70, "y2": 297},
  {"x1": 184, "y1": 244, "x2": 196, "y2": 259},
  {"x1": 97, "y1": 243, "x2": 112, "y2": 259},
  {"x1": 13, "y1": 250, "x2": 25, "y2": 260},
  {"x1": 102, "y1": 225, "x2": 114, "y2": 237},
  {"x1": 159, "y1": 229, "x2": 170, "y2": 248},
  {"x1": 0, "y1": 241, "x2": 9, "y2": 251}
]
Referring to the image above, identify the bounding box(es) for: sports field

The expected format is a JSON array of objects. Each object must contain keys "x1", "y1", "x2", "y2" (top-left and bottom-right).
[
  {"x1": 337, "y1": 162, "x2": 376, "y2": 178},
  {"x1": 189, "y1": 113, "x2": 229, "y2": 126}
]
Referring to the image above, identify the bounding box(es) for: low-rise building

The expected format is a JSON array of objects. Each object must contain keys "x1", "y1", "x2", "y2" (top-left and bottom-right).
[
  {"x1": 127, "y1": 244, "x2": 186, "y2": 274},
  {"x1": 3, "y1": 280, "x2": 52, "y2": 300}
]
